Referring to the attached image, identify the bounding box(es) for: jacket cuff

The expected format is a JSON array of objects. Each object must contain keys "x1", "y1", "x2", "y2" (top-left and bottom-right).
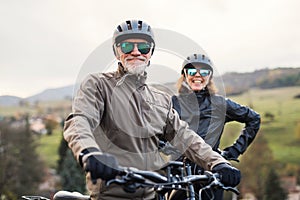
[{"x1": 78, "y1": 147, "x2": 100, "y2": 167}]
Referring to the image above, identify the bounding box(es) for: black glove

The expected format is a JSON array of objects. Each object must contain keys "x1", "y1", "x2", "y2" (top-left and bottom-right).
[
  {"x1": 84, "y1": 153, "x2": 119, "y2": 184},
  {"x1": 221, "y1": 146, "x2": 240, "y2": 162},
  {"x1": 212, "y1": 163, "x2": 241, "y2": 187}
]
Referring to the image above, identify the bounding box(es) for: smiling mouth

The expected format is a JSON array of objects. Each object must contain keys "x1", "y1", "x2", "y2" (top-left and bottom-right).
[{"x1": 193, "y1": 80, "x2": 203, "y2": 83}]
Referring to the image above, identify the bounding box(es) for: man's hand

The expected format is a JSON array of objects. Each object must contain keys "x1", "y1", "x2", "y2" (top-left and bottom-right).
[
  {"x1": 84, "y1": 153, "x2": 119, "y2": 184},
  {"x1": 221, "y1": 146, "x2": 240, "y2": 162},
  {"x1": 212, "y1": 163, "x2": 241, "y2": 187}
]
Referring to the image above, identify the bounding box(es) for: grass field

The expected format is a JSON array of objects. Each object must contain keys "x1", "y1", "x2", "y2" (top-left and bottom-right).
[
  {"x1": 36, "y1": 128, "x2": 63, "y2": 169},
  {"x1": 221, "y1": 86, "x2": 300, "y2": 165},
  {"x1": 35, "y1": 86, "x2": 300, "y2": 169},
  {"x1": 5, "y1": 86, "x2": 298, "y2": 169}
]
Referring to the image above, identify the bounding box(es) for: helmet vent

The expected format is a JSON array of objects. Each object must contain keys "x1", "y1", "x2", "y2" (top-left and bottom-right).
[
  {"x1": 117, "y1": 25, "x2": 122, "y2": 32},
  {"x1": 126, "y1": 20, "x2": 132, "y2": 30},
  {"x1": 138, "y1": 20, "x2": 143, "y2": 30}
]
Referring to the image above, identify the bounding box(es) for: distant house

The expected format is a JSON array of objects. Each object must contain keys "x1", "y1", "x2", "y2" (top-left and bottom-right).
[
  {"x1": 281, "y1": 176, "x2": 300, "y2": 200},
  {"x1": 30, "y1": 118, "x2": 47, "y2": 134},
  {"x1": 281, "y1": 176, "x2": 298, "y2": 192}
]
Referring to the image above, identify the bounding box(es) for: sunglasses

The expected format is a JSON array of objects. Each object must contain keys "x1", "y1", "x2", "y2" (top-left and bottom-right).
[
  {"x1": 185, "y1": 68, "x2": 212, "y2": 77},
  {"x1": 117, "y1": 42, "x2": 152, "y2": 54}
]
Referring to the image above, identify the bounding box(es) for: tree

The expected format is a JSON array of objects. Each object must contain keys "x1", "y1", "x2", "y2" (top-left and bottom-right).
[
  {"x1": 57, "y1": 134, "x2": 69, "y2": 172},
  {"x1": 239, "y1": 132, "x2": 274, "y2": 199},
  {"x1": 57, "y1": 135, "x2": 86, "y2": 193},
  {"x1": 0, "y1": 116, "x2": 45, "y2": 199},
  {"x1": 58, "y1": 150, "x2": 86, "y2": 193},
  {"x1": 264, "y1": 167, "x2": 288, "y2": 200},
  {"x1": 44, "y1": 117, "x2": 58, "y2": 135}
]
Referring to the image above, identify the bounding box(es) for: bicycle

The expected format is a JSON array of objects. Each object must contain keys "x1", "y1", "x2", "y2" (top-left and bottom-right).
[{"x1": 22, "y1": 161, "x2": 239, "y2": 200}]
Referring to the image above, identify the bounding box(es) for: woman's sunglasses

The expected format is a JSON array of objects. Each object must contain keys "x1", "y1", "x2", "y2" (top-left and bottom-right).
[
  {"x1": 185, "y1": 68, "x2": 212, "y2": 77},
  {"x1": 117, "y1": 42, "x2": 152, "y2": 54}
]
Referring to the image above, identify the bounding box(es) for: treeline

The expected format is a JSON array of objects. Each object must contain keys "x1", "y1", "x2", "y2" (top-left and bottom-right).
[
  {"x1": 257, "y1": 72, "x2": 300, "y2": 89},
  {"x1": 220, "y1": 67, "x2": 300, "y2": 95}
]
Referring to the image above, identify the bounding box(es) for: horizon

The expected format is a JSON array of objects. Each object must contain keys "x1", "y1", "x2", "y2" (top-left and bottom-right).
[{"x1": 1, "y1": 66, "x2": 299, "y2": 99}]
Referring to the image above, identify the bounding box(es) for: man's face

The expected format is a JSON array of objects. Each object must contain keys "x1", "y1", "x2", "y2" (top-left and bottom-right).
[{"x1": 116, "y1": 38, "x2": 153, "y2": 75}]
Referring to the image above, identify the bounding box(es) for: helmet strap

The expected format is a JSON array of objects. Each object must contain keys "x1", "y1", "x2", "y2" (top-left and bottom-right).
[{"x1": 113, "y1": 44, "x2": 121, "y2": 60}]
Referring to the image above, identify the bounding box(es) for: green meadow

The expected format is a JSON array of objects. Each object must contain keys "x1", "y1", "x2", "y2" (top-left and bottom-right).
[
  {"x1": 36, "y1": 129, "x2": 63, "y2": 169},
  {"x1": 221, "y1": 86, "x2": 300, "y2": 165}
]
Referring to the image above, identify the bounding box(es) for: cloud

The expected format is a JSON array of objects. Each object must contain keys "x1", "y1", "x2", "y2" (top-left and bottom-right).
[{"x1": 0, "y1": 0, "x2": 299, "y2": 97}]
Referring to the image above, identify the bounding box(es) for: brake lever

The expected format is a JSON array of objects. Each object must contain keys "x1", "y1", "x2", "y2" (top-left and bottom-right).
[
  {"x1": 222, "y1": 186, "x2": 240, "y2": 195},
  {"x1": 201, "y1": 172, "x2": 240, "y2": 195},
  {"x1": 201, "y1": 171, "x2": 219, "y2": 191},
  {"x1": 106, "y1": 167, "x2": 146, "y2": 187},
  {"x1": 106, "y1": 178, "x2": 127, "y2": 186}
]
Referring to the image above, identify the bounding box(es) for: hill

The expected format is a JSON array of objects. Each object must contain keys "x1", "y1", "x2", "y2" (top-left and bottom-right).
[
  {"x1": 0, "y1": 67, "x2": 299, "y2": 106},
  {"x1": 0, "y1": 85, "x2": 75, "y2": 107},
  {"x1": 0, "y1": 95, "x2": 22, "y2": 106},
  {"x1": 26, "y1": 85, "x2": 75, "y2": 103},
  {"x1": 220, "y1": 67, "x2": 300, "y2": 95}
]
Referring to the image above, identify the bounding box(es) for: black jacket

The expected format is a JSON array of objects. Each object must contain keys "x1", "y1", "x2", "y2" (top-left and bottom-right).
[{"x1": 171, "y1": 89, "x2": 260, "y2": 154}]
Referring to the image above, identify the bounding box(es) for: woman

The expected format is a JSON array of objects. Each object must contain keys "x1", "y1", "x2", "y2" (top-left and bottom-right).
[{"x1": 170, "y1": 53, "x2": 261, "y2": 199}]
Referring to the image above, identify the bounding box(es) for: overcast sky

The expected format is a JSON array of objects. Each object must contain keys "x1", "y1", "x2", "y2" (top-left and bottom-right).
[{"x1": 1, "y1": 0, "x2": 300, "y2": 98}]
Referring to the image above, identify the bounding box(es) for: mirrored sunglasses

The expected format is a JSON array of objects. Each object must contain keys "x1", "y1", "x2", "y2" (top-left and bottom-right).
[
  {"x1": 117, "y1": 42, "x2": 152, "y2": 54},
  {"x1": 185, "y1": 68, "x2": 211, "y2": 77}
]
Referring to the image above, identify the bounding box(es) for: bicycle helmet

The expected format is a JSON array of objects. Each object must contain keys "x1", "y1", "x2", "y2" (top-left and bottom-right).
[
  {"x1": 181, "y1": 53, "x2": 214, "y2": 75},
  {"x1": 112, "y1": 20, "x2": 155, "y2": 56}
]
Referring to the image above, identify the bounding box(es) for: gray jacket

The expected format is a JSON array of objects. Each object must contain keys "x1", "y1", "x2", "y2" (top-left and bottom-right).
[{"x1": 64, "y1": 64, "x2": 228, "y2": 199}]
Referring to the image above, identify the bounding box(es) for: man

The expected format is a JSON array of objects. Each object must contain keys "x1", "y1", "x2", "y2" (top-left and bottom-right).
[{"x1": 64, "y1": 19, "x2": 241, "y2": 200}]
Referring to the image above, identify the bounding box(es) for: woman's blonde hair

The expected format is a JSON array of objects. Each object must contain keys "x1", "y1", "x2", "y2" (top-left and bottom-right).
[{"x1": 176, "y1": 74, "x2": 218, "y2": 95}]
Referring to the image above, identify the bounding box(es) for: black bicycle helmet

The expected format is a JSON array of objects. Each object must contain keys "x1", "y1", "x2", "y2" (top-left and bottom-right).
[
  {"x1": 112, "y1": 20, "x2": 155, "y2": 56},
  {"x1": 181, "y1": 53, "x2": 214, "y2": 75}
]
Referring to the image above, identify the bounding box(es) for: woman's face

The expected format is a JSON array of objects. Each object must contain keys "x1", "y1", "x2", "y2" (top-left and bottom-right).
[{"x1": 184, "y1": 64, "x2": 212, "y2": 91}]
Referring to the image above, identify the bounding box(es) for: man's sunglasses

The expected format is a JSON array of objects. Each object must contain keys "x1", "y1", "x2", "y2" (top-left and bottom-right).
[
  {"x1": 117, "y1": 42, "x2": 152, "y2": 54},
  {"x1": 185, "y1": 68, "x2": 212, "y2": 77}
]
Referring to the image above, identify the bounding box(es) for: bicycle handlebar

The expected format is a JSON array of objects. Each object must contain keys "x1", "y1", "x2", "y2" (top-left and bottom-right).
[
  {"x1": 107, "y1": 166, "x2": 240, "y2": 195},
  {"x1": 46, "y1": 163, "x2": 239, "y2": 200}
]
